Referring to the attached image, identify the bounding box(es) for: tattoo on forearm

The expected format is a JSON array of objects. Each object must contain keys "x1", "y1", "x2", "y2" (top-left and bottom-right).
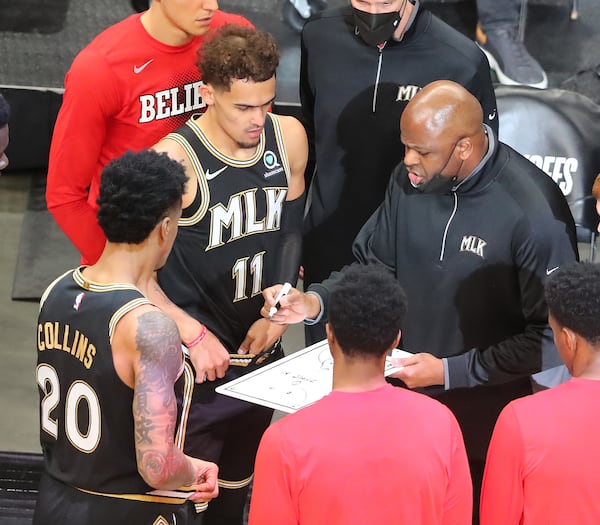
[
  {"x1": 133, "y1": 311, "x2": 186, "y2": 485},
  {"x1": 135, "y1": 412, "x2": 153, "y2": 446},
  {"x1": 137, "y1": 449, "x2": 167, "y2": 481}
]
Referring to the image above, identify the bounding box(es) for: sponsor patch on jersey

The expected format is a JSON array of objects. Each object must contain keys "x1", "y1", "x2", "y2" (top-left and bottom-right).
[{"x1": 263, "y1": 149, "x2": 283, "y2": 178}]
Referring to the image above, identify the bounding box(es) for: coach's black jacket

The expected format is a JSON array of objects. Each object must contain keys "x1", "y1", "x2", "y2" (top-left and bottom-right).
[{"x1": 309, "y1": 131, "x2": 578, "y2": 391}]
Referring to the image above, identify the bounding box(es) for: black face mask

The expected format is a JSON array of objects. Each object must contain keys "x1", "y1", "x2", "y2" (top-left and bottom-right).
[
  {"x1": 412, "y1": 141, "x2": 462, "y2": 194},
  {"x1": 353, "y1": 8, "x2": 401, "y2": 47},
  {"x1": 414, "y1": 171, "x2": 458, "y2": 194}
]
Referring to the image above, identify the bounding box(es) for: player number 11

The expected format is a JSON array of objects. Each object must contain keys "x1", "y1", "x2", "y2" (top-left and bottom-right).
[{"x1": 232, "y1": 251, "x2": 266, "y2": 302}]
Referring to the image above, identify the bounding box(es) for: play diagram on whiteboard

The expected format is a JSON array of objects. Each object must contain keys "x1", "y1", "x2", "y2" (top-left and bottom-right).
[{"x1": 215, "y1": 339, "x2": 411, "y2": 413}]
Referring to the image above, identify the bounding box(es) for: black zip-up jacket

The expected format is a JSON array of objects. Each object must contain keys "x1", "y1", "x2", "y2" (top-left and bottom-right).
[
  {"x1": 301, "y1": 5, "x2": 498, "y2": 285},
  {"x1": 309, "y1": 136, "x2": 578, "y2": 390}
]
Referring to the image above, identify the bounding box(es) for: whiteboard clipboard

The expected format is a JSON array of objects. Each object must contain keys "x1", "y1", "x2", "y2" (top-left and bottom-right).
[{"x1": 215, "y1": 340, "x2": 412, "y2": 413}]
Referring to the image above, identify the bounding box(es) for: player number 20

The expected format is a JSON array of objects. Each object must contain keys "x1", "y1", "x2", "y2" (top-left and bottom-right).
[{"x1": 37, "y1": 364, "x2": 101, "y2": 453}]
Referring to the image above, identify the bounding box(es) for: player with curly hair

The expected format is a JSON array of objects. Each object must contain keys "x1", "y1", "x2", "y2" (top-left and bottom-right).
[
  {"x1": 35, "y1": 150, "x2": 219, "y2": 525},
  {"x1": 148, "y1": 25, "x2": 308, "y2": 524}
]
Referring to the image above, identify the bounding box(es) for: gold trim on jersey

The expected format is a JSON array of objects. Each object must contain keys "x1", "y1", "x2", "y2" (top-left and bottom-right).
[
  {"x1": 228, "y1": 354, "x2": 258, "y2": 367},
  {"x1": 228, "y1": 339, "x2": 281, "y2": 367},
  {"x1": 186, "y1": 114, "x2": 265, "y2": 168},
  {"x1": 60, "y1": 268, "x2": 152, "y2": 344},
  {"x1": 166, "y1": 113, "x2": 291, "y2": 228},
  {"x1": 218, "y1": 473, "x2": 254, "y2": 490},
  {"x1": 164, "y1": 132, "x2": 211, "y2": 227},
  {"x1": 269, "y1": 113, "x2": 292, "y2": 186},
  {"x1": 39, "y1": 268, "x2": 74, "y2": 310},
  {"x1": 194, "y1": 501, "x2": 209, "y2": 513},
  {"x1": 108, "y1": 298, "x2": 154, "y2": 342},
  {"x1": 72, "y1": 267, "x2": 142, "y2": 294},
  {"x1": 75, "y1": 486, "x2": 189, "y2": 505},
  {"x1": 175, "y1": 360, "x2": 195, "y2": 451}
]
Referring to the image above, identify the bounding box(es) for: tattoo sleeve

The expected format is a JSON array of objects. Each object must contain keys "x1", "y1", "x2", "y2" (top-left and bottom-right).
[{"x1": 133, "y1": 310, "x2": 194, "y2": 489}]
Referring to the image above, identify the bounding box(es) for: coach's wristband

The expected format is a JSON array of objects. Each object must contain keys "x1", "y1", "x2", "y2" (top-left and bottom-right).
[{"x1": 183, "y1": 325, "x2": 207, "y2": 349}]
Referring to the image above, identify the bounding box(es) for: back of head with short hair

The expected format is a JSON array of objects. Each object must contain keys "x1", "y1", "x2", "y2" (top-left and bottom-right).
[
  {"x1": 0, "y1": 93, "x2": 10, "y2": 128},
  {"x1": 328, "y1": 264, "x2": 408, "y2": 358},
  {"x1": 97, "y1": 149, "x2": 187, "y2": 244},
  {"x1": 545, "y1": 262, "x2": 600, "y2": 346},
  {"x1": 197, "y1": 24, "x2": 280, "y2": 91}
]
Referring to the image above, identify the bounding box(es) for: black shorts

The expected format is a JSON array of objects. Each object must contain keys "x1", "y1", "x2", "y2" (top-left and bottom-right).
[
  {"x1": 181, "y1": 344, "x2": 283, "y2": 524},
  {"x1": 182, "y1": 344, "x2": 283, "y2": 465}
]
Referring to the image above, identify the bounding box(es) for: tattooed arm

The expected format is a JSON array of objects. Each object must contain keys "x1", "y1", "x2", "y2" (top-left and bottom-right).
[
  {"x1": 113, "y1": 306, "x2": 219, "y2": 500},
  {"x1": 145, "y1": 274, "x2": 230, "y2": 384}
]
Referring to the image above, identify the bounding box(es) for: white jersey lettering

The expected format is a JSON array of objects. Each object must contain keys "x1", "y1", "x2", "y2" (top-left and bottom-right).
[
  {"x1": 137, "y1": 82, "x2": 206, "y2": 123},
  {"x1": 207, "y1": 188, "x2": 286, "y2": 250}
]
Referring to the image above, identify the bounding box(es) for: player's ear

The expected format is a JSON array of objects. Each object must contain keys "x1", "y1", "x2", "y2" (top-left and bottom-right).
[
  {"x1": 200, "y1": 82, "x2": 216, "y2": 106},
  {"x1": 392, "y1": 329, "x2": 401, "y2": 349},
  {"x1": 564, "y1": 327, "x2": 578, "y2": 355},
  {"x1": 456, "y1": 137, "x2": 473, "y2": 161},
  {"x1": 158, "y1": 216, "x2": 171, "y2": 243},
  {"x1": 325, "y1": 323, "x2": 336, "y2": 347}
]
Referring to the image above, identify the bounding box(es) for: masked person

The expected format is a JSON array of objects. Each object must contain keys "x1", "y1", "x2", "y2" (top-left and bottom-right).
[
  {"x1": 300, "y1": 0, "x2": 497, "y2": 344},
  {"x1": 264, "y1": 81, "x2": 578, "y2": 525}
]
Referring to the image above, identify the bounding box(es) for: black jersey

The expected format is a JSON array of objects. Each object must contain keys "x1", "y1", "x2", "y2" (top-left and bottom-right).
[
  {"x1": 158, "y1": 113, "x2": 291, "y2": 352},
  {"x1": 36, "y1": 267, "x2": 189, "y2": 501}
]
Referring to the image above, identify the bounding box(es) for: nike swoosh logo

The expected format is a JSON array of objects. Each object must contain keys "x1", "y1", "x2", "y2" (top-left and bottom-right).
[
  {"x1": 205, "y1": 166, "x2": 228, "y2": 180},
  {"x1": 546, "y1": 266, "x2": 559, "y2": 275},
  {"x1": 488, "y1": 109, "x2": 497, "y2": 120},
  {"x1": 133, "y1": 59, "x2": 154, "y2": 74}
]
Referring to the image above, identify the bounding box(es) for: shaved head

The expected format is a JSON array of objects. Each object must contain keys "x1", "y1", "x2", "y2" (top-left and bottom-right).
[
  {"x1": 400, "y1": 81, "x2": 489, "y2": 191},
  {"x1": 402, "y1": 80, "x2": 484, "y2": 144}
]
